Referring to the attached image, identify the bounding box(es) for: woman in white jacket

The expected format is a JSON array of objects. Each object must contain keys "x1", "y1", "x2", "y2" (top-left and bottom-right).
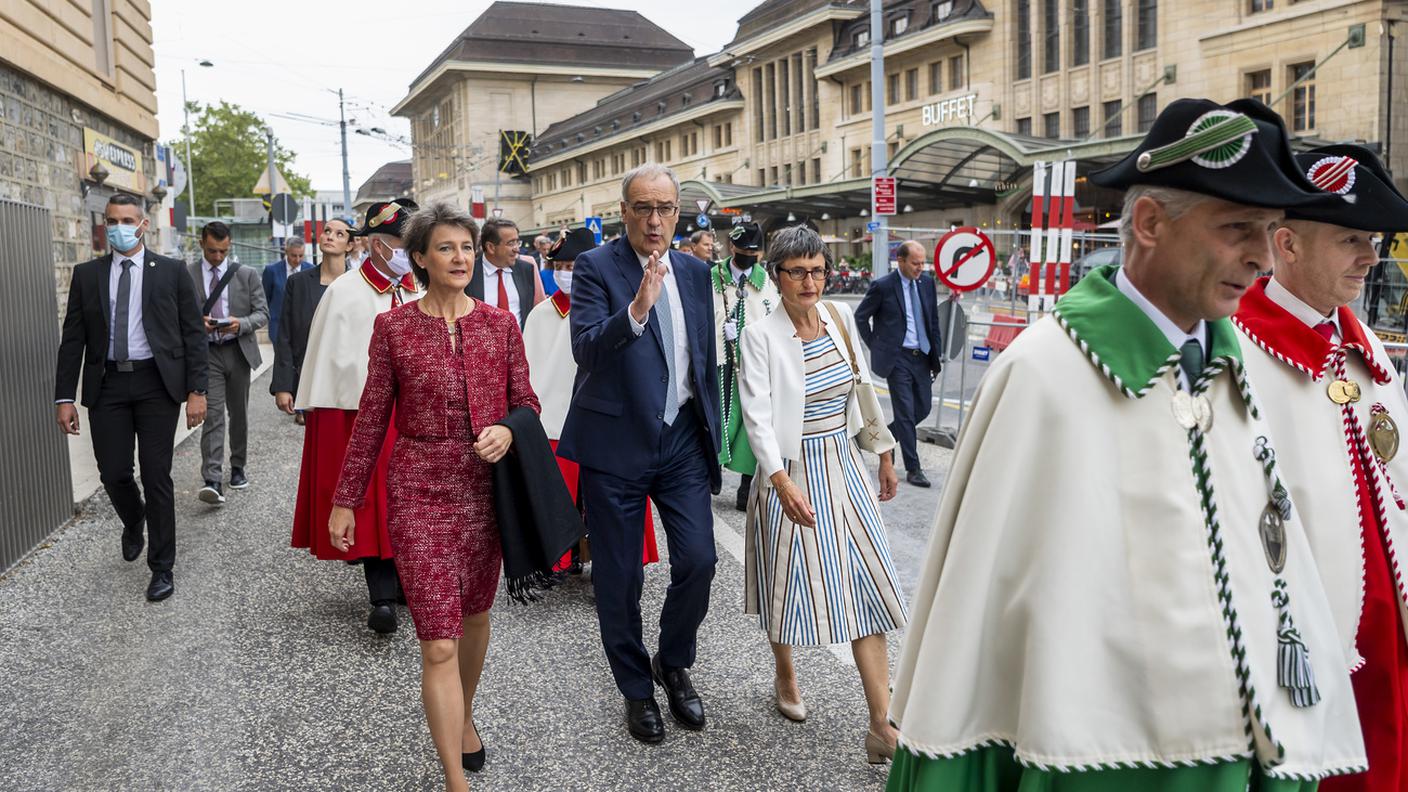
[{"x1": 738, "y1": 225, "x2": 908, "y2": 764}]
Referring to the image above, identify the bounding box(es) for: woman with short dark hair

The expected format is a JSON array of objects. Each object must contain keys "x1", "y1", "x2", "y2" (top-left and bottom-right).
[
  {"x1": 329, "y1": 202, "x2": 538, "y2": 791},
  {"x1": 738, "y1": 224, "x2": 907, "y2": 764}
]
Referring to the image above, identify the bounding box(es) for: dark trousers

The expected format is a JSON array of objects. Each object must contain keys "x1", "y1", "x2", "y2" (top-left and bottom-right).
[
  {"x1": 886, "y1": 350, "x2": 934, "y2": 473},
  {"x1": 362, "y1": 557, "x2": 400, "y2": 605},
  {"x1": 89, "y1": 365, "x2": 180, "y2": 572},
  {"x1": 581, "y1": 404, "x2": 717, "y2": 700}
]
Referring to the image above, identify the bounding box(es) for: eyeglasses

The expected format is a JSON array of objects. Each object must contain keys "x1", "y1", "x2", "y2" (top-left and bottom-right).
[
  {"x1": 627, "y1": 203, "x2": 679, "y2": 219},
  {"x1": 775, "y1": 267, "x2": 830, "y2": 282}
]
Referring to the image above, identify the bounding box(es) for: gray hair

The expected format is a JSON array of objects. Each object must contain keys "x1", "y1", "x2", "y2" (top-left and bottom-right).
[
  {"x1": 284, "y1": 237, "x2": 305, "y2": 251},
  {"x1": 401, "y1": 202, "x2": 480, "y2": 286},
  {"x1": 621, "y1": 163, "x2": 680, "y2": 203},
  {"x1": 1118, "y1": 185, "x2": 1211, "y2": 247},
  {"x1": 765, "y1": 225, "x2": 832, "y2": 279},
  {"x1": 689, "y1": 229, "x2": 715, "y2": 245}
]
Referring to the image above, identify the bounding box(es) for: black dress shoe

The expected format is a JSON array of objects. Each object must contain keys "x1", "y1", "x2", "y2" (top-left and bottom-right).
[
  {"x1": 651, "y1": 654, "x2": 706, "y2": 730},
  {"x1": 906, "y1": 470, "x2": 932, "y2": 488},
  {"x1": 121, "y1": 520, "x2": 145, "y2": 563},
  {"x1": 228, "y1": 467, "x2": 249, "y2": 490},
  {"x1": 367, "y1": 602, "x2": 397, "y2": 634},
  {"x1": 462, "y1": 720, "x2": 485, "y2": 772},
  {"x1": 625, "y1": 697, "x2": 665, "y2": 744},
  {"x1": 146, "y1": 570, "x2": 173, "y2": 602},
  {"x1": 197, "y1": 481, "x2": 225, "y2": 505}
]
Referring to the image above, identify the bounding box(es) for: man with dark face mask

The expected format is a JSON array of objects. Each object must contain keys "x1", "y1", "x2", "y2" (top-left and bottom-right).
[
  {"x1": 290, "y1": 198, "x2": 420, "y2": 635},
  {"x1": 712, "y1": 222, "x2": 779, "y2": 511}
]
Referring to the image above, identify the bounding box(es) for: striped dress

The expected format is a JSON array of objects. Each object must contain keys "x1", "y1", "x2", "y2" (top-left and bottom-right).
[{"x1": 745, "y1": 332, "x2": 908, "y2": 646}]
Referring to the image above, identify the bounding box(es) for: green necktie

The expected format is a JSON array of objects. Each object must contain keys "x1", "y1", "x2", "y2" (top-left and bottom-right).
[{"x1": 1179, "y1": 338, "x2": 1205, "y2": 389}]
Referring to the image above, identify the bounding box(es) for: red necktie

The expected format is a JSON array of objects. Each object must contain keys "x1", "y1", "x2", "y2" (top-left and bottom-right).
[
  {"x1": 497, "y1": 269, "x2": 510, "y2": 311},
  {"x1": 1314, "y1": 321, "x2": 1335, "y2": 342}
]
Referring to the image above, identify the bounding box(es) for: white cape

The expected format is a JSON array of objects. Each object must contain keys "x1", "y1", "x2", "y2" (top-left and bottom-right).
[{"x1": 294, "y1": 269, "x2": 420, "y2": 411}]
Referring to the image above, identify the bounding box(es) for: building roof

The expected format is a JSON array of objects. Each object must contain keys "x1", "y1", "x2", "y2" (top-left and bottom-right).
[
  {"x1": 729, "y1": 0, "x2": 861, "y2": 47},
  {"x1": 406, "y1": 1, "x2": 694, "y2": 91},
  {"x1": 826, "y1": 0, "x2": 991, "y2": 62},
  {"x1": 529, "y1": 58, "x2": 741, "y2": 164},
  {"x1": 353, "y1": 160, "x2": 413, "y2": 208}
]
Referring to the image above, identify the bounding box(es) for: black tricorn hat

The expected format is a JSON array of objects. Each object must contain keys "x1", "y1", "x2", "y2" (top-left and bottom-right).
[
  {"x1": 1090, "y1": 98, "x2": 1336, "y2": 211},
  {"x1": 728, "y1": 221, "x2": 763, "y2": 252},
  {"x1": 549, "y1": 227, "x2": 597, "y2": 263},
  {"x1": 354, "y1": 197, "x2": 419, "y2": 238},
  {"x1": 1284, "y1": 144, "x2": 1408, "y2": 232}
]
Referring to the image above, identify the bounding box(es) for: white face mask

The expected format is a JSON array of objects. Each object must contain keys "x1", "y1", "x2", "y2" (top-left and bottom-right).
[
  {"x1": 375, "y1": 238, "x2": 412, "y2": 277},
  {"x1": 554, "y1": 271, "x2": 572, "y2": 295}
]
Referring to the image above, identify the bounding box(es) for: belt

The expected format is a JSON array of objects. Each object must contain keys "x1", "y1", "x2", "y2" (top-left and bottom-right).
[
  {"x1": 902, "y1": 347, "x2": 928, "y2": 357},
  {"x1": 105, "y1": 358, "x2": 156, "y2": 373},
  {"x1": 209, "y1": 338, "x2": 238, "y2": 346}
]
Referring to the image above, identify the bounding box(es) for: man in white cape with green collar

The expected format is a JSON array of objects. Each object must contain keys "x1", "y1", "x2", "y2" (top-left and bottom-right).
[{"x1": 887, "y1": 98, "x2": 1366, "y2": 791}]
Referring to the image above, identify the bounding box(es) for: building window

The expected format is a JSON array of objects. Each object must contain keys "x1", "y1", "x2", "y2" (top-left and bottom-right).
[
  {"x1": 780, "y1": 57, "x2": 791, "y2": 137},
  {"x1": 1103, "y1": 0, "x2": 1122, "y2": 59},
  {"x1": 851, "y1": 148, "x2": 864, "y2": 178},
  {"x1": 797, "y1": 160, "x2": 807, "y2": 185},
  {"x1": 850, "y1": 83, "x2": 865, "y2": 116},
  {"x1": 812, "y1": 158, "x2": 822, "y2": 183},
  {"x1": 888, "y1": 72, "x2": 900, "y2": 104},
  {"x1": 765, "y1": 63, "x2": 777, "y2": 139},
  {"x1": 1136, "y1": 0, "x2": 1156, "y2": 50},
  {"x1": 807, "y1": 49, "x2": 821, "y2": 128},
  {"x1": 793, "y1": 52, "x2": 806, "y2": 133},
  {"x1": 770, "y1": 166, "x2": 779, "y2": 184},
  {"x1": 1289, "y1": 61, "x2": 1316, "y2": 131},
  {"x1": 1043, "y1": 112, "x2": 1060, "y2": 139},
  {"x1": 929, "y1": 62, "x2": 943, "y2": 94},
  {"x1": 890, "y1": 14, "x2": 909, "y2": 36},
  {"x1": 950, "y1": 55, "x2": 964, "y2": 88},
  {"x1": 753, "y1": 68, "x2": 765, "y2": 143},
  {"x1": 758, "y1": 168, "x2": 767, "y2": 185},
  {"x1": 92, "y1": 0, "x2": 114, "y2": 77},
  {"x1": 725, "y1": 122, "x2": 733, "y2": 146},
  {"x1": 1072, "y1": 0, "x2": 1090, "y2": 65},
  {"x1": 853, "y1": 28, "x2": 870, "y2": 48},
  {"x1": 1102, "y1": 99, "x2": 1123, "y2": 137},
  {"x1": 714, "y1": 125, "x2": 723, "y2": 149},
  {"x1": 1073, "y1": 106, "x2": 1091, "y2": 138},
  {"x1": 1250, "y1": 0, "x2": 1272, "y2": 11},
  {"x1": 784, "y1": 163, "x2": 793, "y2": 186},
  {"x1": 1137, "y1": 93, "x2": 1157, "y2": 132},
  {"x1": 905, "y1": 68, "x2": 919, "y2": 101},
  {"x1": 932, "y1": 0, "x2": 954, "y2": 21},
  {"x1": 1016, "y1": 0, "x2": 1032, "y2": 79},
  {"x1": 1246, "y1": 69, "x2": 1271, "y2": 105},
  {"x1": 1017, "y1": 117, "x2": 1032, "y2": 136},
  {"x1": 1043, "y1": 0, "x2": 1060, "y2": 73}
]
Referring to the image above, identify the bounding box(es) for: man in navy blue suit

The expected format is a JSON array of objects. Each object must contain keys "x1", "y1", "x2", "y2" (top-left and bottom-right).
[
  {"x1": 261, "y1": 237, "x2": 312, "y2": 345},
  {"x1": 855, "y1": 240, "x2": 943, "y2": 487},
  {"x1": 559, "y1": 164, "x2": 721, "y2": 744}
]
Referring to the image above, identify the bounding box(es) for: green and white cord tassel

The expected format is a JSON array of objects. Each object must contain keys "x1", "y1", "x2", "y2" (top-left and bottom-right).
[{"x1": 1271, "y1": 579, "x2": 1321, "y2": 708}]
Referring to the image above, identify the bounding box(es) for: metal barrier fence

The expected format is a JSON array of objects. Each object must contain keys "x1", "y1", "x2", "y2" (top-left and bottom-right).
[{"x1": 0, "y1": 200, "x2": 74, "y2": 571}]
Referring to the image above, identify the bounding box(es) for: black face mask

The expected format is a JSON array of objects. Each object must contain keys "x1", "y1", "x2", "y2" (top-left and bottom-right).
[{"x1": 733, "y1": 252, "x2": 758, "y2": 268}]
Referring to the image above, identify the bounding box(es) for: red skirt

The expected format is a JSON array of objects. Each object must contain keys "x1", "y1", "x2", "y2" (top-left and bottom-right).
[
  {"x1": 290, "y1": 408, "x2": 396, "y2": 561},
  {"x1": 550, "y1": 440, "x2": 658, "y2": 567}
]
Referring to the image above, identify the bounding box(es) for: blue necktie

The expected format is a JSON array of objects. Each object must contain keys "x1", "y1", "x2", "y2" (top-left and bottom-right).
[
  {"x1": 656, "y1": 283, "x2": 679, "y2": 425},
  {"x1": 909, "y1": 279, "x2": 930, "y2": 355}
]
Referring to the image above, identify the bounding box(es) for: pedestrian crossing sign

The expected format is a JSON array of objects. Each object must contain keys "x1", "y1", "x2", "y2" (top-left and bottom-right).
[{"x1": 586, "y1": 216, "x2": 603, "y2": 244}]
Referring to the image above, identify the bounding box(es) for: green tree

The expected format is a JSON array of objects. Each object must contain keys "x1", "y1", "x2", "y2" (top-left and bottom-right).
[{"x1": 166, "y1": 100, "x2": 312, "y2": 217}]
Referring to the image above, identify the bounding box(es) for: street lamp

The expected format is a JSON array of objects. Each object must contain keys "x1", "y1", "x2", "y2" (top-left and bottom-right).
[{"x1": 181, "y1": 59, "x2": 214, "y2": 219}]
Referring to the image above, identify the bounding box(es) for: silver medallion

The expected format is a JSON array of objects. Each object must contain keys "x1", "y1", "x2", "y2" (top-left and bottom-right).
[
  {"x1": 1260, "y1": 504, "x2": 1287, "y2": 574},
  {"x1": 1171, "y1": 391, "x2": 1214, "y2": 432}
]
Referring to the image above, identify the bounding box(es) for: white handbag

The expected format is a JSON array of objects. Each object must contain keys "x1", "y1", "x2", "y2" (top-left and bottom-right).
[{"x1": 822, "y1": 301, "x2": 896, "y2": 455}]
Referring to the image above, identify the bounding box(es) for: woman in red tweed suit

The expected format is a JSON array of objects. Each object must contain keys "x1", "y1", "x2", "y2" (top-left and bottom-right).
[{"x1": 330, "y1": 203, "x2": 538, "y2": 792}]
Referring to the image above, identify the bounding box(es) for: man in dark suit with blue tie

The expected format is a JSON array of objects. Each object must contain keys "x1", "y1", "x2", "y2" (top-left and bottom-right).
[
  {"x1": 559, "y1": 164, "x2": 721, "y2": 744},
  {"x1": 855, "y1": 240, "x2": 943, "y2": 487},
  {"x1": 261, "y1": 237, "x2": 311, "y2": 345}
]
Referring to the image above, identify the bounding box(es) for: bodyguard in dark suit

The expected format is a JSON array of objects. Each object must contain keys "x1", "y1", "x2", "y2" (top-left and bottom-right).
[
  {"x1": 54, "y1": 193, "x2": 208, "y2": 601},
  {"x1": 465, "y1": 217, "x2": 545, "y2": 327},
  {"x1": 260, "y1": 237, "x2": 311, "y2": 344},
  {"x1": 854, "y1": 240, "x2": 943, "y2": 487},
  {"x1": 559, "y1": 164, "x2": 721, "y2": 744}
]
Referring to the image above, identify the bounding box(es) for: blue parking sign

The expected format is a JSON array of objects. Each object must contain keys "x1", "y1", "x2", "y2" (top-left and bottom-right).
[
  {"x1": 585, "y1": 216, "x2": 603, "y2": 245},
  {"x1": 972, "y1": 346, "x2": 992, "y2": 362}
]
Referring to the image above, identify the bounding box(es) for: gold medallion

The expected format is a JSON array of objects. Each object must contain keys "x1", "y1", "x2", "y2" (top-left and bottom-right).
[
  {"x1": 1370, "y1": 411, "x2": 1401, "y2": 464},
  {"x1": 1327, "y1": 380, "x2": 1360, "y2": 405},
  {"x1": 1345, "y1": 380, "x2": 1363, "y2": 403},
  {"x1": 1260, "y1": 504, "x2": 1288, "y2": 574}
]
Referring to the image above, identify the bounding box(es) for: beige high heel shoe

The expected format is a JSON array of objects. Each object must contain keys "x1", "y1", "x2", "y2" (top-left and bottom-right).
[
  {"x1": 773, "y1": 679, "x2": 807, "y2": 722},
  {"x1": 865, "y1": 729, "x2": 896, "y2": 764}
]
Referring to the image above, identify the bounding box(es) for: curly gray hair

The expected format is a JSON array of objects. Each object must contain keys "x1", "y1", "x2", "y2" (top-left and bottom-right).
[{"x1": 401, "y1": 201, "x2": 480, "y2": 287}]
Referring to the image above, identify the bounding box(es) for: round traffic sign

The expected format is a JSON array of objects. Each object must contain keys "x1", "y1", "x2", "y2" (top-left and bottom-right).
[{"x1": 934, "y1": 227, "x2": 996, "y2": 293}]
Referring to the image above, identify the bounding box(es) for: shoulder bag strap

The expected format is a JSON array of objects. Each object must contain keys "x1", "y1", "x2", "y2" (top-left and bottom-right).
[
  {"x1": 202, "y1": 262, "x2": 241, "y2": 316},
  {"x1": 821, "y1": 301, "x2": 861, "y2": 382}
]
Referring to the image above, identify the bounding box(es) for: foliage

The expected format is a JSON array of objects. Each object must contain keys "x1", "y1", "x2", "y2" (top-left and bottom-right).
[{"x1": 164, "y1": 100, "x2": 312, "y2": 217}]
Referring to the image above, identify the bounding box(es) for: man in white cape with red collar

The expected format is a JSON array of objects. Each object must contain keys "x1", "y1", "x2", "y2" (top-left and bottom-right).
[
  {"x1": 290, "y1": 198, "x2": 420, "y2": 634},
  {"x1": 523, "y1": 227, "x2": 658, "y2": 571},
  {"x1": 1234, "y1": 144, "x2": 1408, "y2": 791},
  {"x1": 887, "y1": 99, "x2": 1366, "y2": 791}
]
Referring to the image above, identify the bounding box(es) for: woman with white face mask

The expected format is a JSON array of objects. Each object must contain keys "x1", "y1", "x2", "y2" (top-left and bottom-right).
[{"x1": 521, "y1": 228, "x2": 660, "y2": 573}]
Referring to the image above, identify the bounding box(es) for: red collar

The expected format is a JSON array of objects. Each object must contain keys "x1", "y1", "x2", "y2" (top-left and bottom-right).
[
  {"x1": 1233, "y1": 277, "x2": 1391, "y2": 384},
  {"x1": 358, "y1": 258, "x2": 418, "y2": 295},
  {"x1": 550, "y1": 290, "x2": 570, "y2": 317}
]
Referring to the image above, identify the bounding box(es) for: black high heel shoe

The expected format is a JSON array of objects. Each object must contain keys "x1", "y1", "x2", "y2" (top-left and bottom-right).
[{"x1": 462, "y1": 721, "x2": 485, "y2": 773}]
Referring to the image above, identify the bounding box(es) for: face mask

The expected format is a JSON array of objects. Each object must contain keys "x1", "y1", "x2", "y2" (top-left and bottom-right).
[
  {"x1": 107, "y1": 223, "x2": 143, "y2": 252},
  {"x1": 734, "y1": 253, "x2": 757, "y2": 268},
  {"x1": 376, "y1": 239, "x2": 412, "y2": 277},
  {"x1": 554, "y1": 271, "x2": 573, "y2": 295}
]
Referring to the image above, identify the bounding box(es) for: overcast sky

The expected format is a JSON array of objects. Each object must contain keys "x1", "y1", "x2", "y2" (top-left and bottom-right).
[{"x1": 150, "y1": 0, "x2": 758, "y2": 199}]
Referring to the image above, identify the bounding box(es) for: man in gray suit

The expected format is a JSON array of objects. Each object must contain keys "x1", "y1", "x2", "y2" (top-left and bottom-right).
[
  {"x1": 466, "y1": 218, "x2": 545, "y2": 327},
  {"x1": 189, "y1": 221, "x2": 268, "y2": 504}
]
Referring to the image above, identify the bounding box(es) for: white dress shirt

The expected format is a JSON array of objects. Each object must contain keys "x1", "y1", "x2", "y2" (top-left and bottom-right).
[
  {"x1": 481, "y1": 257, "x2": 521, "y2": 319},
  {"x1": 1265, "y1": 275, "x2": 1340, "y2": 342},
  {"x1": 628, "y1": 248, "x2": 694, "y2": 407},
  {"x1": 1115, "y1": 267, "x2": 1207, "y2": 391},
  {"x1": 109, "y1": 247, "x2": 152, "y2": 361}
]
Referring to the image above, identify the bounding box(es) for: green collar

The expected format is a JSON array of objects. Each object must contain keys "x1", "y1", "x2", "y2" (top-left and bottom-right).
[
  {"x1": 712, "y1": 258, "x2": 768, "y2": 292},
  {"x1": 1051, "y1": 264, "x2": 1245, "y2": 399}
]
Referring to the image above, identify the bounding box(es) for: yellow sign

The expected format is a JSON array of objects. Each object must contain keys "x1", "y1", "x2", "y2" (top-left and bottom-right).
[{"x1": 83, "y1": 128, "x2": 145, "y2": 193}]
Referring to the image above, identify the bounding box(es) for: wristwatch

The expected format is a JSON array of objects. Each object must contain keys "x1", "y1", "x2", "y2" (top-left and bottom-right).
[{"x1": 192, "y1": 389, "x2": 208, "y2": 396}]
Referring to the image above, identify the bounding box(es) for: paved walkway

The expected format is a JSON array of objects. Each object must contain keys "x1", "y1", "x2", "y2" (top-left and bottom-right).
[{"x1": 0, "y1": 366, "x2": 950, "y2": 792}]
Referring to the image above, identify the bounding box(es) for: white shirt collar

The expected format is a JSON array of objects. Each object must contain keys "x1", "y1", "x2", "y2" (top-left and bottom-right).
[
  {"x1": 205, "y1": 258, "x2": 227, "y2": 274},
  {"x1": 1265, "y1": 275, "x2": 1339, "y2": 334},
  {"x1": 115, "y1": 247, "x2": 144, "y2": 266},
  {"x1": 1115, "y1": 267, "x2": 1207, "y2": 353},
  {"x1": 635, "y1": 248, "x2": 671, "y2": 270}
]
